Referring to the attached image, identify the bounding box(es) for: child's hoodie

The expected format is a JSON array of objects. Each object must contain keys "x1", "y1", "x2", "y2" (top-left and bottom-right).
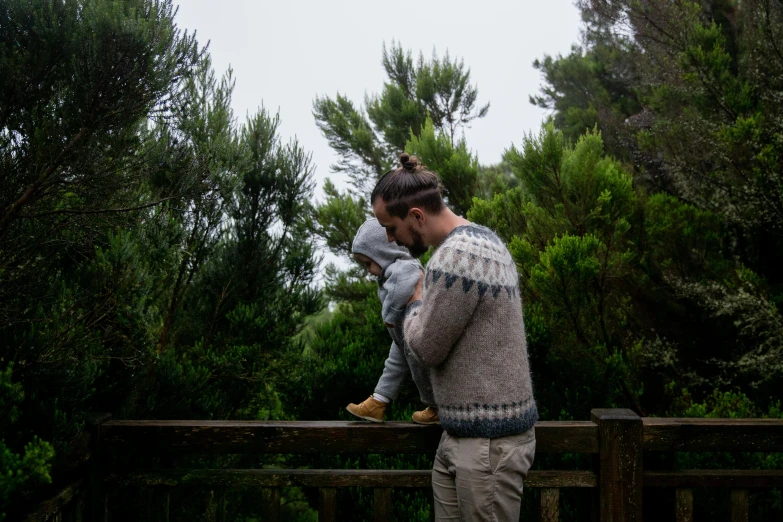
[{"x1": 351, "y1": 218, "x2": 423, "y2": 326}]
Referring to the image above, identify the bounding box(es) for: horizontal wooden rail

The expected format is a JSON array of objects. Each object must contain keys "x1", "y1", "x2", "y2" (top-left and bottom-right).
[
  {"x1": 644, "y1": 470, "x2": 783, "y2": 488},
  {"x1": 101, "y1": 420, "x2": 599, "y2": 454},
  {"x1": 643, "y1": 418, "x2": 783, "y2": 451},
  {"x1": 21, "y1": 479, "x2": 84, "y2": 522},
  {"x1": 104, "y1": 468, "x2": 598, "y2": 488},
  {"x1": 24, "y1": 413, "x2": 783, "y2": 522}
]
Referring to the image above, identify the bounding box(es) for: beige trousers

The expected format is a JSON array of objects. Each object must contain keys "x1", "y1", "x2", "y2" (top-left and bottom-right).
[{"x1": 431, "y1": 427, "x2": 536, "y2": 521}]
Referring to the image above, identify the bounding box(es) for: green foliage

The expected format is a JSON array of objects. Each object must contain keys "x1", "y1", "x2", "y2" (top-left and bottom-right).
[
  {"x1": 311, "y1": 179, "x2": 369, "y2": 257},
  {"x1": 0, "y1": 437, "x2": 55, "y2": 521},
  {"x1": 1, "y1": 1, "x2": 322, "y2": 517},
  {"x1": 529, "y1": 0, "x2": 783, "y2": 414},
  {"x1": 311, "y1": 42, "x2": 489, "y2": 285},
  {"x1": 661, "y1": 388, "x2": 783, "y2": 519},
  {"x1": 0, "y1": 363, "x2": 55, "y2": 520},
  {"x1": 531, "y1": 42, "x2": 640, "y2": 158},
  {"x1": 405, "y1": 117, "x2": 480, "y2": 216},
  {"x1": 0, "y1": 0, "x2": 201, "y2": 509},
  {"x1": 312, "y1": 93, "x2": 389, "y2": 191},
  {"x1": 470, "y1": 124, "x2": 642, "y2": 415},
  {"x1": 369, "y1": 42, "x2": 489, "y2": 152},
  {"x1": 3, "y1": 0, "x2": 783, "y2": 519},
  {"x1": 644, "y1": 194, "x2": 730, "y2": 280},
  {"x1": 313, "y1": 41, "x2": 489, "y2": 193}
]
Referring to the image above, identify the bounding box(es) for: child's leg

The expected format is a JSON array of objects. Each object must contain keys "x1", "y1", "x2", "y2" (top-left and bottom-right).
[
  {"x1": 373, "y1": 341, "x2": 410, "y2": 402},
  {"x1": 404, "y1": 344, "x2": 436, "y2": 406}
]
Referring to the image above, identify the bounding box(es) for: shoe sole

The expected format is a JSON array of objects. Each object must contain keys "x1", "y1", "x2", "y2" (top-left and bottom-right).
[
  {"x1": 346, "y1": 407, "x2": 384, "y2": 423},
  {"x1": 412, "y1": 419, "x2": 441, "y2": 425}
]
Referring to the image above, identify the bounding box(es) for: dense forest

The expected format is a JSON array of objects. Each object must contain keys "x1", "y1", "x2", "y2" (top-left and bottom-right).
[{"x1": 1, "y1": 0, "x2": 782, "y2": 520}]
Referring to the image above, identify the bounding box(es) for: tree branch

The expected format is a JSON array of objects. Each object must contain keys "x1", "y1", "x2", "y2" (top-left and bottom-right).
[{"x1": 17, "y1": 197, "x2": 176, "y2": 218}]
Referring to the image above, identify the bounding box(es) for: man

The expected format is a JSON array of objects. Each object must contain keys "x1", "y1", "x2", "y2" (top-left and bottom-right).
[{"x1": 371, "y1": 154, "x2": 538, "y2": 521}]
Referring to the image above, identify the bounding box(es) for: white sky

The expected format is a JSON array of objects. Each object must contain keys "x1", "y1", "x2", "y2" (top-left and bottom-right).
[{"x1": 174, "y1": 0, "x2": 583, "y2": 269}]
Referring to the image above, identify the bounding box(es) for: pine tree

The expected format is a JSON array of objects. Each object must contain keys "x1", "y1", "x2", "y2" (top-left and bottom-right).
[
  {"x1": 529, "y1": 0, "x2": 783, "y2": 409},
  {"x1": 311, "y1": 43, "x2": 490, "y2": 265},
  {"x1": 0, "y1": 0, "x2": 199, "y2": 514},
  {"x1": 313, "y1": 41, "x2": 489, "y2": 194}
]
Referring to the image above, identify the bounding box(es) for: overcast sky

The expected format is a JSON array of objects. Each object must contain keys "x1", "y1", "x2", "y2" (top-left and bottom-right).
[
  {"x1": 175, "y1": 1, "x2": 582, "y2": 193},
  {"x1": 174, "y1": 1, "x2": 582, "y2": 271}
]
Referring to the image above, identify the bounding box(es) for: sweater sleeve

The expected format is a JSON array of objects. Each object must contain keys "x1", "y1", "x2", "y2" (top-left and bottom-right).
[
  {"x1": 403, "y1": 239, "x2": 481, "y2": 367},
  {"x1": 381, "y1": 261, "x2": 422, "y2": 326}
]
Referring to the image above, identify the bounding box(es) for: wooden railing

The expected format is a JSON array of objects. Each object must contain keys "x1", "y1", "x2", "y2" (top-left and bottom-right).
[{"x1": 19, "y1": 409, "x2": 783, "y2": 521}]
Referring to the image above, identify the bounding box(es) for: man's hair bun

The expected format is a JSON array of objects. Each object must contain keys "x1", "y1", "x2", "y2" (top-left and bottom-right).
[{"x1": 399, "y1": 153, "x2": 420, "y2": 171}]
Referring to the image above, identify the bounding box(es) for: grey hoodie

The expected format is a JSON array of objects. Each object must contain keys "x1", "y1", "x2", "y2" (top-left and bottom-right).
[{"x1": 352, "y1": 218, "x2": 423, "y2": 326}]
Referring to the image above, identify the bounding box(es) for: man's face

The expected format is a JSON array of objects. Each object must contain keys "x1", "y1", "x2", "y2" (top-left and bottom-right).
[{"x1": 372, "y1": 198, "x2": 428, "y2": 258}]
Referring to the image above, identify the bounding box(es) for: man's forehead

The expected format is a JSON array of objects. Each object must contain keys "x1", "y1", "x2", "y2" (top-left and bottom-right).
[
  {"x1": 372, "y1": 201, "x2": 394, "y2": 226},
  {"x1": 375, "y1": 215, "x2": 393, "y2": 227}
]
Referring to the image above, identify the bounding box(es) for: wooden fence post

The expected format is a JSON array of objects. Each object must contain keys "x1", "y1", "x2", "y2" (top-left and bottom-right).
[
  {"x1": 86, "y1": 413, "x2": 112, "y2": 522},
  {"x1": 591, "y1": 409, "x2": 643, "y2": 522}
]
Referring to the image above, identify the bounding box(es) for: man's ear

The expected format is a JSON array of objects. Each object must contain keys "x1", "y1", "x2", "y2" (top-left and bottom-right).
[{"x1": 409, "y1": 208, "x2": 425, "y2": 224}]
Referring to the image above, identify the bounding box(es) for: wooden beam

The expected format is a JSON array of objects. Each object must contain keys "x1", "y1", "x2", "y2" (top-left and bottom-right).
[
  {"x1": 674, "y1": 489, "x2": 693, "y2": 522},
  {"x1": 149, "y1": 488, "x2": 170, "y2": 522},
  {"x1": 730, "y1": 489, "x2": 749, "y2": 522},
  {"x1": 204, "y1": 488, "x2": 225, "y2": 522},
  {"x1": 20, "y1": 480, "x2": 84, "y2": 522},
  {"x1": 644, "y1": 470, "x2": 783, "y2": 488},
  {"x1": 261, "y1": 488, "x2": 280, "y2": 522},
  {"x1": 540, "y1": 488, "x2": 559, "y2": 522},
  {"x1": 89, "y1": 414, "x2": 112, "y2": 522},
  {"x1": 592, "y1": 409, "x2": 643, "y2": 522},
  {"x1": 105, "y1": 468, "x2": 598, "y2": 489},
  {"x1": 374, "y1": 488, "x2": 393, "y2": 522},
  {"x1": 643, "y1": 418, "x2": 783, "y2": 452},
  {"x1": 319, "y1": 488, "x2": 337, "y2": 522},
  {"x1": 100, "y1": 420, "x2": 598, "y2": 455}
]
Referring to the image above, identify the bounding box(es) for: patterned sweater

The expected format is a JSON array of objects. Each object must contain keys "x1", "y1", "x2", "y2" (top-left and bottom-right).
[{"x1": 404, "y1": 224, "x2": 538, "y2": 438}]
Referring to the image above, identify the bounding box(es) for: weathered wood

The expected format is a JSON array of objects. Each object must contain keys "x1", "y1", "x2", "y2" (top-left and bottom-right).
[
  {"x1": 261, "y1": 487, "x2": 281, "y2": 522},
  {"x1": 149, "y1": 488, "x2": 170, "y2": 522},
  {"x1": 540, "y1": 488, "x2": 559, "y2": 522},
  {"x1": 63, "y1": 493, "x2": 84, "y2": 522},
  {"x1": 204, "y1": 488, "x2": 225, "y2": 522},
  {"x1": 21, "y1": 480, "x2": 84, "y2": 522},
  {"x1": 591, "y1": 409, "x2": 643, "y2": 522},
  {"x1": 730, "y1": 489, "x2": 749, "y2": 522},
  {"x1": 645, "y1": 469, "x2": 783, "y2": 488},
  {"x1": 54, "y1": 431, "x2": 92, "y2": 478},
  {"x1": 319, "y1": 488, "x2": 337, "y2": 522},
  {"x1": 537, "y1": 421, "x2": 599, "y2": 453},
  {"x1": 374, "y1": 488, "x2": 393, "y2": 522},
  {"x1": 138, "y1": 486, "x2": 170, "y2": 522},
  {"x1": 104, "y1": 468, "x2": 598, "y2": 489},
  {"x1": 528, "y1": 470, "x2": 597, "y2": 488},
  {"x1": 100, "y1": 420, "x2": 598, "y2": 455},
  {"x1": 674, "y1": 489, "x2": 693, "y2": 522},
  {"x1": 643, "y1": 417, "x2": 783, "y2": 452},
  {"x1": 89, "y1": 414, "x2": 112, "y2": 522},
  {"x1": 52, "y1": 413, "x2": 111, "y2": 485}
]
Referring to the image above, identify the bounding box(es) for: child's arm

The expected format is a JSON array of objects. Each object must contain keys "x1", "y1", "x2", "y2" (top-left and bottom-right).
[{"x1": 381, "y1": 261, "x2": 423, "y2": 327}]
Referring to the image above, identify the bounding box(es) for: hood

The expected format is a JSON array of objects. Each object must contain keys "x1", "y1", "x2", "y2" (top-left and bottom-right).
[{"x1": 351, "y1": 218, "x2": 414, "y2": 271}]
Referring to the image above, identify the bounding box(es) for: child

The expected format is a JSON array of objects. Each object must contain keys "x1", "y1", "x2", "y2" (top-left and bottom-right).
[{"x1": 346, "y1": 218, "x2": 439, "y2": 424}]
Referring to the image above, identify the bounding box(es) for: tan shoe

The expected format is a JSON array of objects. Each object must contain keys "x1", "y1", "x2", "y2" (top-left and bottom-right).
[
  {"x1": 412, "y1": 406, "x2": 440, "y2": 425},
  {"x1": 346, "y1": 396, "x2": 387, "y2": 423}
]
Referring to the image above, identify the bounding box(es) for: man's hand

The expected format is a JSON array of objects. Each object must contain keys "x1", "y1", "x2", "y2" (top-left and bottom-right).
[{"x1": 408, "y1": 271, "x2": 424, "y2": 304}]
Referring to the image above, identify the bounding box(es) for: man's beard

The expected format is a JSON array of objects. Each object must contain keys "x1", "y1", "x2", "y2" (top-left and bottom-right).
[{"x1": 399, "y1": 227, "x2": 427, "y2": 258}]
